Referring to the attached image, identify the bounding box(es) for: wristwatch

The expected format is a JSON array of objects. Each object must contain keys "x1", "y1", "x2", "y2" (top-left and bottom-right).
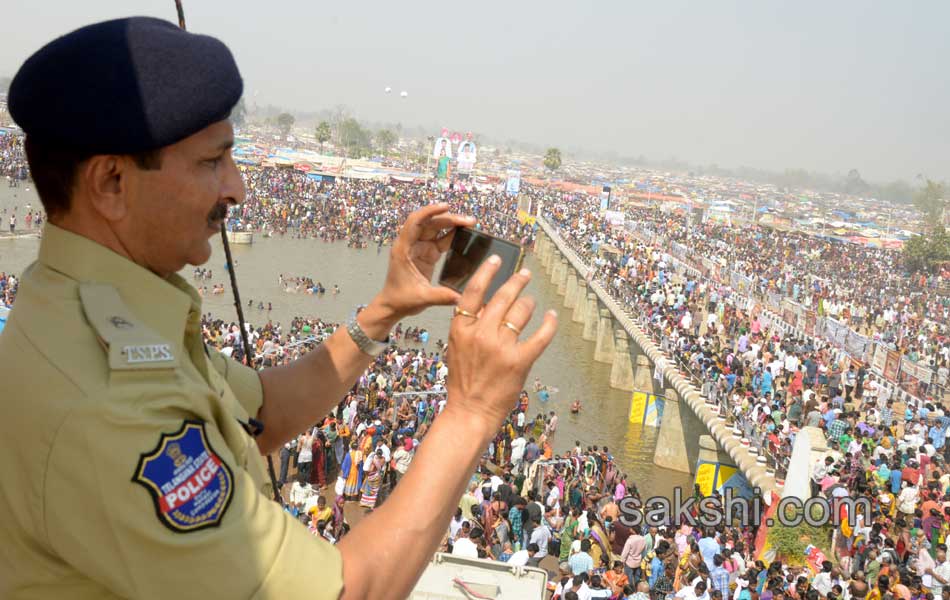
[{"x1": 346, "y1": 308, "x2": 391, "y2": 357}]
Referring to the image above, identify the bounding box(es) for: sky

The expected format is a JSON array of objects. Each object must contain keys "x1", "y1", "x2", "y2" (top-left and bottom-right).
[{"x1": 3, "y1": 1, "x2": 948, "y2": 182}]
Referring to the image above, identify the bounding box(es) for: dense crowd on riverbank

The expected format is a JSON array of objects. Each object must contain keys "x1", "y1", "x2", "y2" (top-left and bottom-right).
[
  {"x1": 0, "y1": 133, "x2": 28, "y2": 182},
  {"x1": 7, "y1": 132, "x2": 950, "y2": 599},
  {"x1": 626, "y1": 206, "x2": 946, "y2": 365},
  {"x1": 547, "y1": 194, "x2": 949, "y2": 393},
  {"x1": 232, "y1": 166, "x2": 538, "y2": 250},
  {"x1": 233, "y1": 300, "x2": 950, "y2": 600},
  {"x1": 542, "y1": 195, "x2": 950, "y2": 599}
]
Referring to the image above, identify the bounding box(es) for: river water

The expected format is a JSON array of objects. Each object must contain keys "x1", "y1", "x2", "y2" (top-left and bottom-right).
[{"x1": 0, "y1": 185, "x2": 691, "y2": 497}]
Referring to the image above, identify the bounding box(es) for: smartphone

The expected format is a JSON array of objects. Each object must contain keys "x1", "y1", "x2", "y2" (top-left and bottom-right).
[{"x1": 438, "y1": 227, "x2": 525, "y2": 304}]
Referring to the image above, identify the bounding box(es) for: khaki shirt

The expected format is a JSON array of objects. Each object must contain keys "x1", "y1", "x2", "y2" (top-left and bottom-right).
[{"x1": 0, "y1": 225, "x2": 342, "y2": 599}]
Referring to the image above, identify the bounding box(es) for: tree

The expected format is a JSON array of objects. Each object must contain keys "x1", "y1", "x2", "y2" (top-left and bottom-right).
[
  {"x1": 843, "y1": 168, "x2": 868, "y2": 195},
  {"x1": 874, "y1": 179, "x2": 914, "y2": 205},
  {"x1": 543, "y1": 147, "x2": 562, "y2": 172},
  {"x1": 374, "y1": 129, "x2": 397, "y2": 153},
  {"x1": 276, "y1": 112, "x2": 295, "y2": 139},
  {"x1": 315, "y1": 121, "x2": 332, "y2": 147},
  {"x1": 903, "y1": 225, "x2": 950, "y2": 273},
  {"x1": 914, "y1": 179, "x2": 947, "y2": 225},
  {"x1": 338, "y1": 117, "x2": 372, "y2": 158}
]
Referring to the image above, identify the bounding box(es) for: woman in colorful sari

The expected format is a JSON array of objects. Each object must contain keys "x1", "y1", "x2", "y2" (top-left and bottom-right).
[
  {"x1": 331, "y1": 495, "x2": 348, "y2": 539},
  {"x1": 531, "y1": 414, "x2": 545, "y2": 439},
  {"x1": 359, "y1": 449, "x2": 387, "y2": 509},
  {"x1": 310, "y1": 431, "x2": 326, "y2": 488},
  {"x1": 558, "y1": 507, "x2": 580, "y2": 562},
  {"x1": 308, "y1": 494, "x2": 333, "y2": 525},
  {"x1": 493, "y1": 431, "x2": 507, "y2": 466},
  {"x1": 587, "y1": 514, "x2": 611, "y2": 569},
  {"x1": 874, "y1": 462, "x2": 891, "y2": 488},
  {"x1": 339, "y1": 441, "x2": 363, "y2": 501},
  {"x1": 359, "y1": 430, "x2": 374, "y2": 457}
]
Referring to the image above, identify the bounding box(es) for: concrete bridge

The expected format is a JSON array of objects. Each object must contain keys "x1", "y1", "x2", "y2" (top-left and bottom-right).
[{"x1": 534, "y1": 217, "x2": 779, "y2": 497}]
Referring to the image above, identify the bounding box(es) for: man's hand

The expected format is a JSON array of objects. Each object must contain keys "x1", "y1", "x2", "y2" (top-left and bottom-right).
[
  {"x1": 444, "y1": 255, "x2": 558, "y2": 435},
  {"x1": 371, "y1": 203, "x2": 475, "y2": 324}
]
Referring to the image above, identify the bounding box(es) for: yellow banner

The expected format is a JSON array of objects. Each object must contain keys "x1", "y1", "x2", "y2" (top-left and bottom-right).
[
  {"x1": 629, "y1": 391, "x2": 647, "y2": 424},
  {"x1": 694, "y1": 462, "x2": 718, "y2": 497}
]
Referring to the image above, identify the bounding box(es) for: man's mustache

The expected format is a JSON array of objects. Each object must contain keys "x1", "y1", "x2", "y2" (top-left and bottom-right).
[{"x1": 207, "y1": 202, "x2": 230, "y2": 225}]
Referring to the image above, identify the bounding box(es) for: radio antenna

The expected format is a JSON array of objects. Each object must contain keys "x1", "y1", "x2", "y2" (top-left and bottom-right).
[{"x1": 172, "y1": 0, "x2": 283, "y2": 504}]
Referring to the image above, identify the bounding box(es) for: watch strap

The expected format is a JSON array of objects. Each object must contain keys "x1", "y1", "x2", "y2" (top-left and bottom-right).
[{"x1": 346, "y1": 312, "x2": 390, "y2": 357}]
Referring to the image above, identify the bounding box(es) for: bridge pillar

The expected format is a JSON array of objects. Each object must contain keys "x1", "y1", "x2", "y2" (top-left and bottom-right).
[
  {"x1": 572, "y1": 283, "x2": 589, "y2": 323},
  {"x1": 654, "y1": 386, "x2": 692, "y2": 474},
  {"x1": 697, "y1": 435, "x2": 718, "y2": 464},
  {"x1": 609, "y1": 330, "x2": 636, "y2": 391},
  {"x1": 582, "y1": 293, "x2": 598, "y2": 340},
  {"x1": 632, "y1": 354, "x2": 654, "y2": 393},
  {"x1": 550, "y1": 256, "x2": 564, "y2": 287},
  {"x1": 564, "y1": 271, "x2": 579, "y2": 309},
  {"x1": 699, "y1": 435, "x2": 735, "y2": 465},
  {"x1": 539, "y1": 235, "x2": 553, "y2": 269},
  {"x1": 594, "y1": 309, "x2": 615, "y2": 364},
  {"x1": 556, "y1": 259, "x2": 569, "y2": 295}
]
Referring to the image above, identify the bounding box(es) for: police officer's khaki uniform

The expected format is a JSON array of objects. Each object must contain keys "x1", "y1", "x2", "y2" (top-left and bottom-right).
[{"x1": 0, "y1": 225, "x2": 343, "y2": 598}]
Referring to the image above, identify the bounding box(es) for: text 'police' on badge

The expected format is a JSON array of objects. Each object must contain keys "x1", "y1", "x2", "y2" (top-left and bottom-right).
[{"x1": 133, "y1": 421, "x2": 234, "y2": 533}]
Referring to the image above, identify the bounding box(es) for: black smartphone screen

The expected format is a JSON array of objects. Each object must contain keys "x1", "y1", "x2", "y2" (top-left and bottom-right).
[{"x1": 438, "y1": 227, "x2": 524, "y2": 304}]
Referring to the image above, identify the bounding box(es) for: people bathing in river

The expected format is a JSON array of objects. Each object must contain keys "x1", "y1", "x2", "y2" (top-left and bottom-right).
[
  {"x1": 392, "y1": 325, "x2": 430, "y2": 345},
  {"x1": 196, "y1": 284, "x2": 226, "y2": 297},
  {"x1": 278, "y1": 275, "x2": 341, "y2": 296}
]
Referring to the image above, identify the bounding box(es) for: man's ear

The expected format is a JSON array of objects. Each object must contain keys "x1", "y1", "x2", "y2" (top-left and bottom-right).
[{"x1": 78, "y1": 155, "x2": 129, "y2": 222}]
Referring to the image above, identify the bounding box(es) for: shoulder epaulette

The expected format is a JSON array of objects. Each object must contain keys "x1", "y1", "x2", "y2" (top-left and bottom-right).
[{"x1": 79, "y1": 283, "x2": 179, "y2": 371}]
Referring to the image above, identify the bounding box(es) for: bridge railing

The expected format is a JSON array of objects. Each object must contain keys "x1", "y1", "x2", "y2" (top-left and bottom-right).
[{"x1": 538, "y1": 217, "x2": 779, "y2": 494}]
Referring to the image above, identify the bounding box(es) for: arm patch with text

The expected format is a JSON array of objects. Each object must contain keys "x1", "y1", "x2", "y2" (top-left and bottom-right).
[{"x1": 132, "y1": 420, "x2": 234, "y2": 533}]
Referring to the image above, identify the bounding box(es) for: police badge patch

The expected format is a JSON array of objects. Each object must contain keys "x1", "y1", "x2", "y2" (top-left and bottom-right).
[{"x1": 133, "y1": 420, "x2": 234, "y2": 533}]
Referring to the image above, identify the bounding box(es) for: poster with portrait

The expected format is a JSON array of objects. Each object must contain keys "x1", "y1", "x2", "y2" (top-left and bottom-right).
[
  {"x1": 431, "y1": 137, "x2": 452, "y2": 159},
  {"x1": 883, "y1": 349, "x2": 901, "y2": 383},
  {"x1": 506, "y1": 169, "x2": 521, "y2": 195},
  {"x1": 457, "y1": 141, "x2": 477, "y2": 171}
]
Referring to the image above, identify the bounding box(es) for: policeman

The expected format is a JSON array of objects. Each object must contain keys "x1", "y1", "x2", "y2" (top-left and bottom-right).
[{"x1": 0, "y1": 16, "x2": 557, "y2": 600}]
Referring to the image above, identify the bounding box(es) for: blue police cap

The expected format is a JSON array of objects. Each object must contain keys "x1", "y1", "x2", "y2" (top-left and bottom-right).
[{"x1": 8, "y1": 16, "x2": 243, "y2": 154}]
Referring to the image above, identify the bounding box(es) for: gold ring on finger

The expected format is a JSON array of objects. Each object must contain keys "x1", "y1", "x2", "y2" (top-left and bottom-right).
[
  {"x1": 454, "y1": 306, "x2": 479, "y2": 320},
  {"x1": 502, "y1": 321, "x2": 522, "y2": 335}
]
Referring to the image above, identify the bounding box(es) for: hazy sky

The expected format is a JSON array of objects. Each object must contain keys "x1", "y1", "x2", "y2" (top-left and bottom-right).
[{"x1": 4, "y1": 1, "x2": 948, "y2": 181}]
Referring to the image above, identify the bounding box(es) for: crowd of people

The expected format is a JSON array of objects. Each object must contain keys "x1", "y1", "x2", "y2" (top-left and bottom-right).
[
  {"x1": 7, "y1": 128, "x2": 950, "y2": 598},
  {"x1": 230, "y1": 166, "x2": 538, "y2": 251},
  {"x1": 0, "y1": 272, "x2": 17, "y2": 308},
  {"x1": 0, "y1": 132, "x2": 28, "y2": 182},
  {"x1": 178, "y1": 287, "x2": 950, "y2": 600},
  {"x1": 620, "y1": 206, "x2": 947, "y2": 381},
  {"x1": 537, "y1": 194, "x2": 950, "y2": 599}
]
